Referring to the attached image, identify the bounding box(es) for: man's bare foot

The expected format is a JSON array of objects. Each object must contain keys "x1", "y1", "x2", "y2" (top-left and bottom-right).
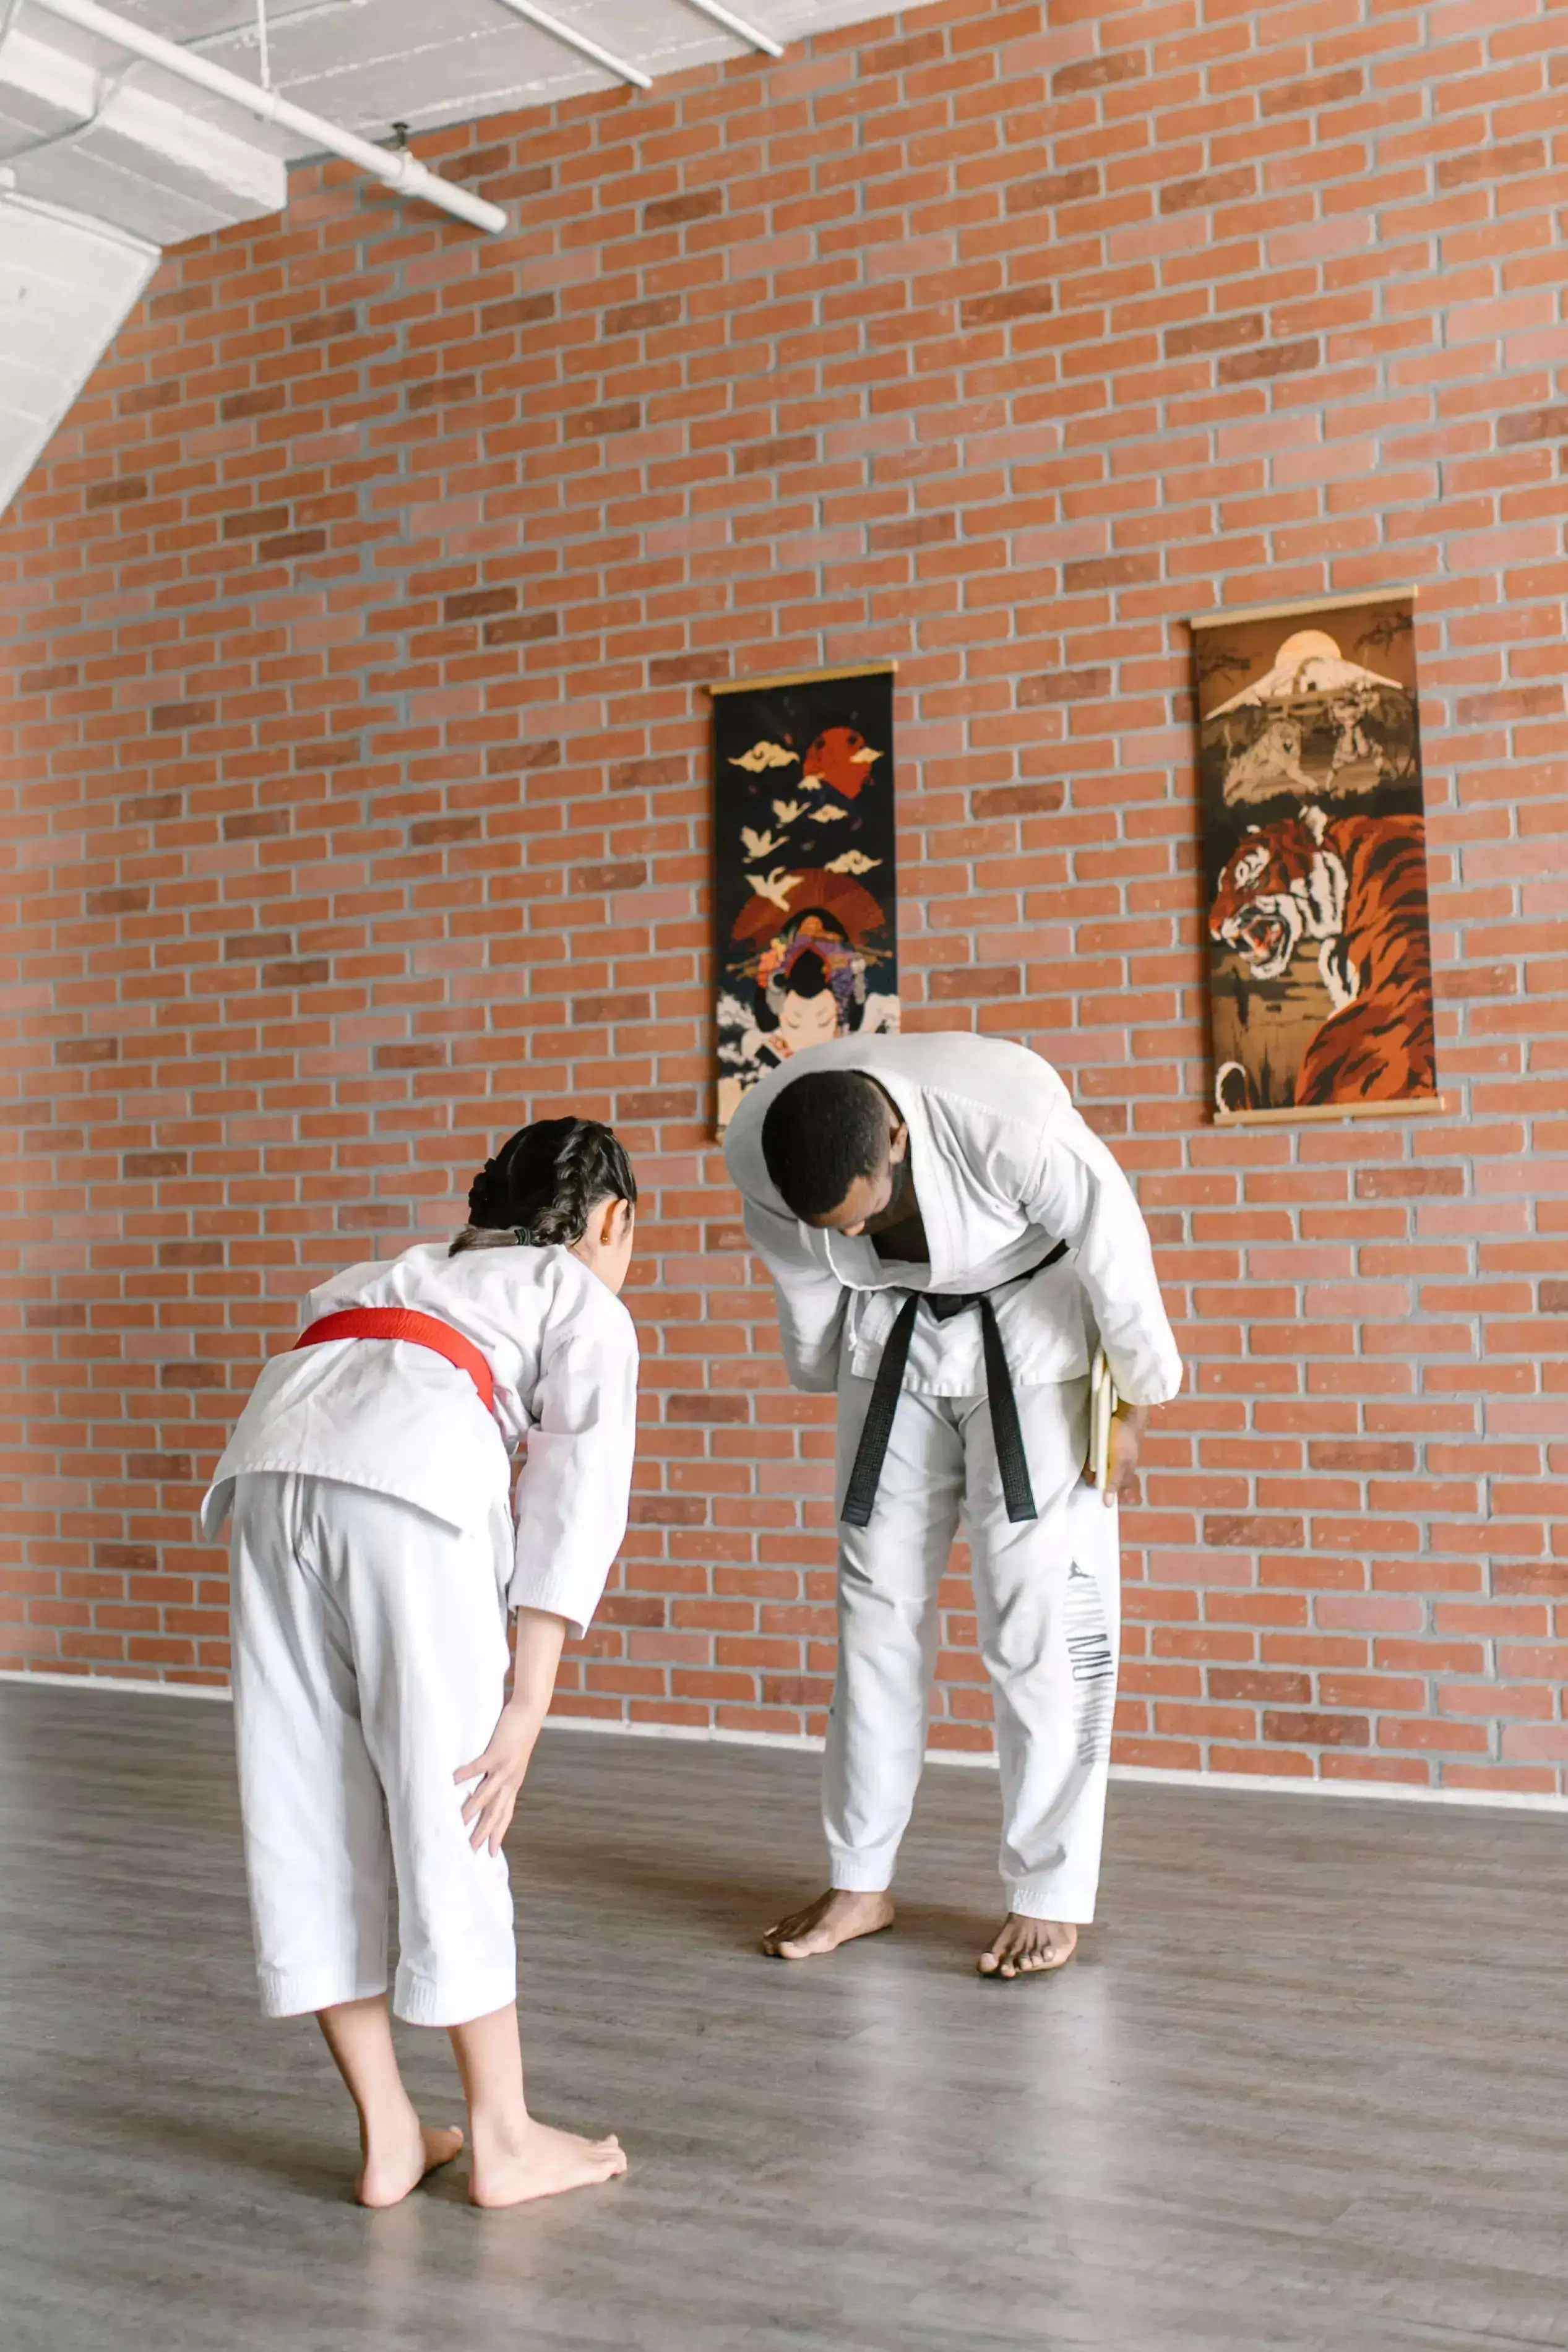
[
  {"x1": 469, "y1": 2120, "x2": 627, "y2": 2209},
  {"x1": 978, "y1": 1915, "x2": 1079, "y2": 1980},
  {"x1": 761, "y1": 1887, "x2": 895, "y2": 1960},
  {"x1": 357, "y1": 2121, "x2": 464, "y2": 2209}
]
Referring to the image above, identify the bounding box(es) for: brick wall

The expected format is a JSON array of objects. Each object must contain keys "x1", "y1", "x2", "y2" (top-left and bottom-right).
[{"x1": 3, "y1": 0, "x2": 1564, "y2": 1793}]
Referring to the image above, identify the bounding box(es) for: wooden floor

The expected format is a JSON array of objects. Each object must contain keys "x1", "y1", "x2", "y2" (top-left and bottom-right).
[{"x1": 3, "y1": 1686, "x2": 1567, "y2": 2352}]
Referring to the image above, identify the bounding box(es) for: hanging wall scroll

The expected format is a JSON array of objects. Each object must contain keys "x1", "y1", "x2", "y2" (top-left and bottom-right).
[
  {"x1": 1192, "y1": 587, "x2": 1445, "y2": 1127},
  {"x1": 710, "y1": 662, "x2": 901, "y2": 1135}
]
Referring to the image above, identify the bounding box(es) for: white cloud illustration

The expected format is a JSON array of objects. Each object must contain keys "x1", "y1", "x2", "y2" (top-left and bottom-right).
[{"x1": 730, "y1": 739, "x2": 799, "y2": 772}]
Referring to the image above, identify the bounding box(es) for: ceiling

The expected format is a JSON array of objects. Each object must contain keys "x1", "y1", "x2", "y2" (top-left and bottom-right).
[
  {"x1": 0, "y1": 0, "x2": 928, "y2": 515},
  {"x1": 2, "y1": 0, "x2": 912, "y2": 220}
]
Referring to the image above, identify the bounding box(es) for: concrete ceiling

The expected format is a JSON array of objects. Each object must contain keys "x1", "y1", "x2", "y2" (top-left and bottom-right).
[
  {"x1": 2, "y1": 0, "x2": 912, "y2": 238},
  {"x1": 0, "y1": 0, "x2": 925, "y2": 515}
]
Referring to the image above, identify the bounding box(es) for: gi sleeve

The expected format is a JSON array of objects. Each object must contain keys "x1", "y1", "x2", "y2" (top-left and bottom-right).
[
  {"x1": 738, "y1": 1194, "x2": 847, "y2": 1395},
  {"x1": 723, "y1": 1105, "x2": 846, "y2": 1394},
  {"x1": 508, "y1": 1317, "x2": 640, "y2": 1637},
  {"x1": 1023, "y1": 1102, "x2": 1184, "y2": 1408}
]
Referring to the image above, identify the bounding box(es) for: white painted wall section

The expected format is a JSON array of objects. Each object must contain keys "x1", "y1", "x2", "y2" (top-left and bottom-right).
[
  {"x1": 0, "y1": 191, "x2": 158, "y2": 515},
  {"x1": 12, "y1": 73, "x2": 287, "y2": 239}
]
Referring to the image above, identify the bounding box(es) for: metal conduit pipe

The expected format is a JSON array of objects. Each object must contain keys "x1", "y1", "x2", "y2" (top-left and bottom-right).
[
  {"x1": 489, "y1": 0, "x2": 652, "y2": 90},
  {"x1": 22, "y1": 0, "x2": 509, "y2": 233},
  {"x1": 678, "y1": 0, "x2": 783, "y2": 58}
]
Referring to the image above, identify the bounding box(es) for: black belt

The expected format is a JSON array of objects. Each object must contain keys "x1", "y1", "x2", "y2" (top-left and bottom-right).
[{"x1": 840, "y1": 1243, "x2": 1069, "y2": 1530}]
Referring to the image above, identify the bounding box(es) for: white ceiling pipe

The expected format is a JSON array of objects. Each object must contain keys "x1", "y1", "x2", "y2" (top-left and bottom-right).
[
  {"x1": 489, "y1": 0, "x2": 652, "y2": 90},
  {"x1": 678, "y1": 0, "x2": 783, "y2": 58},
  {"x1": 23, "y1": 0, "x2": 509, "y2": 233}
]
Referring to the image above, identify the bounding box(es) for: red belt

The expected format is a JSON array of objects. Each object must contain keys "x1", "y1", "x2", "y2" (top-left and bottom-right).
[{"x1": 293, "y1": 1308, "x2": 495, "y2": 1414}]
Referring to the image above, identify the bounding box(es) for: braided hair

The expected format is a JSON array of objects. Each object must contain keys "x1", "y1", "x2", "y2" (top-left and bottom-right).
[{"x1": 449, "y1": 1117, "x2": 637, "y2": 1256}]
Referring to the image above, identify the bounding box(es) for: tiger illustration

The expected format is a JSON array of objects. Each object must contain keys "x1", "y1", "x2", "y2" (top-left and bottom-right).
[{"x1": 1210, "y1": 806, "x2": 1436, "y2": 1108}]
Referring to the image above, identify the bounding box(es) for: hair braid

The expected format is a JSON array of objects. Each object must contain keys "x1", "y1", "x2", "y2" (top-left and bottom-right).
[{"x1": 450, "y1": 1116, "x2": 637, "y2": 1256}]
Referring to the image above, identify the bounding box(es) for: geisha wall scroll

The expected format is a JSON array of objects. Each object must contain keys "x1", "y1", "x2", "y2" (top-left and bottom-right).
[
  {"x1": 1192, "y1": 587, "x2": 1444, "y2": 1127},
  {"x1": 711, "y1": 662, "x2": 900, "y2": 1133}
]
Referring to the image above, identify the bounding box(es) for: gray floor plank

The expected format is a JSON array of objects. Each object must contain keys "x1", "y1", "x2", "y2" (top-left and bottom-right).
[{"x1": 2, "y1": 1683, "x2": 1566, "y2": 2351}]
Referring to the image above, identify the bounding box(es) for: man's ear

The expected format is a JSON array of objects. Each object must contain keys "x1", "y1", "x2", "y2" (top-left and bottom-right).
[{"x1": 888, "y1": 1119, "x2": 909, "y2": 1165}]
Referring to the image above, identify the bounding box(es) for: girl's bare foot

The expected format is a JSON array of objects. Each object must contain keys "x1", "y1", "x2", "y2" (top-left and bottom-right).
[
  {"x1": 760, "y1": 1887, "x2": 895, "y2": 1959},
  {"x1": 357, "y1": 2121, "x2": 464, "y2": 2209},
  {"x1": 978, "y1": 1915, "x2": 1078, "y2": 1980},
  {"x1": 469, "y1": 2120, "x2": 627, "y2": 2208}
]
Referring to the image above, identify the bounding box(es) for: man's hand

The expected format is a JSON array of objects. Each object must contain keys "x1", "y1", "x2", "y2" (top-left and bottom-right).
[
  {"x1": 1100, "y1": 1402, "x2": 1148, "y2": 1509},
  {"x1": 454, "y1": 1700, "x2": 542, "y2": 1856}
]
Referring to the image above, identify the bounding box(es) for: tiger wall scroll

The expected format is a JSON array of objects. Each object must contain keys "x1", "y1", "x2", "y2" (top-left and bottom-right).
[{"x1": 1192, "y1": 588, "x2": 1441, "y2": 1126}]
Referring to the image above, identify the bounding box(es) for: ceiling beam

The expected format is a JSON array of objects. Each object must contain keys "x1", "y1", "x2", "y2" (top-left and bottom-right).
[
  {"x1": 488, "y1": 0, "x2": 653, "y2": 92},
  {"x1": 678, "y1": 0, "x2": 783, "y2": 59}
]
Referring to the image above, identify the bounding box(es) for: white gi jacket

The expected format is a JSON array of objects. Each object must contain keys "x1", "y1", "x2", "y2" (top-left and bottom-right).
[
  {"x1": 200, "y1": 1243, "x2": 639, "y2": 1636},
  {"x1": 723, "y1": 1034, "x2": 1182, "y2": 1407}
]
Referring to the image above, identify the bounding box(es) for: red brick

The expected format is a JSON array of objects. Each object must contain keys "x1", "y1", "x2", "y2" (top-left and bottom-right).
[
  {"x1": 1259, "y1": 69, "x2": 1363, "y2": 116},
  {"x1": 1356, "y1": 1168, "x2": 1465, "y2": 1200},
  {"x1": 972, "y1": 782, "x2": 1065, "y2": 817},
  {"x1": 1052, "y1": 51, "x2": 1145, "y2": 95},
  {"x1": 1160, "y1": 168, "x2": 1257, "y2": 216},
  {"x1": 1017, "y1": 668, "x2": 1111, "y2": 707},
  {"x1": 960, "y1": 285, "x2": 1054, "y2": 328},
  {"x1": 644, "y1": 190, "x2": 722, "y2": 229},
  {"x1": 1217, "y1": 340, "x2": 1320, "y2": 386},
  {"x1": 1262, "y1": 1712, "x2": 1371, "y2": 1748},
  {"x1": 1497, "y1": 404, "x2": 1568, "y2": 449},
  {"x1": 1166, "y1": 314, "x2": 1265, "y2": 359},
  {"x1": 1205, "y1": 1515, "x2": 1304, "y2": 1549},
  {"x1": 84, "y1": 476, "x2": 147, "y2": 509},
  {"x1": 1435, "y1": 141, "x2": 1544, "y2": 192},
  {"x1": 1006, "y1": 168, "x2": 1101, "y2": 213}
]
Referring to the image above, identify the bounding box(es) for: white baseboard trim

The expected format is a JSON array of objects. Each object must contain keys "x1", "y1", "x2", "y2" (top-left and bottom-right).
[
  {"x1": 543, "y1": 1714, "x2": 1568, "y2": 1812},
  {"x1": 0, "y1": 1667, "x2": 232, "y2": 1702},
  {"x1": 1106, "y1": 1760, "x2": 1568, "y2": 1815},
  {"x1": 5, "y1": 1669, "x2": 1566, "y2": 1814},
  {"x1": 550, "y1": 1712, "x2": 823, "y2": 1754}
]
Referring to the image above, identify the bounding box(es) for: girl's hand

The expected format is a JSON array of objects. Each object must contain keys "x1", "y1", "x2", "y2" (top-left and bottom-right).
[
  {"x1": 453, "y1": 1608, "x2": 569, "y2": 1856},
  {"x1": 454, "y1": 1702, "x2": 542, "y2": 1856}
]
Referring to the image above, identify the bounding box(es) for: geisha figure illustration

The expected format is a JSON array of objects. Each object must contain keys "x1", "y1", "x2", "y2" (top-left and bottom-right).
[
  {"x1": 717, "y1": 875, "x2": 899, "y2": 1131},
  {"x1": 712, "y1": 666, "x2": 901, "y2": 1131}
]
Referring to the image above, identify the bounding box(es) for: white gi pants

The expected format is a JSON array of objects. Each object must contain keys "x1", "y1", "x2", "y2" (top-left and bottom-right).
[
  {"x1": 825, "y1": 1369, "x2": 1118, "y2": 1923},
  {"x1": 228, "y1": 1472, "x2": 517, "y2": 2027}
]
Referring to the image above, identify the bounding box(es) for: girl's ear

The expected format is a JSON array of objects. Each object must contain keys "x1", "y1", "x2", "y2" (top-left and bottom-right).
[{"x1": 594, "y1": 1197, "x2": 631, "y2": 1249}]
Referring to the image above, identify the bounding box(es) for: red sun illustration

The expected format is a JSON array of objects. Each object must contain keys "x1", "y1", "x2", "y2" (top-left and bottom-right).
[{"x1": 802, "y1": 726, "x2": 881, "y2": 801}]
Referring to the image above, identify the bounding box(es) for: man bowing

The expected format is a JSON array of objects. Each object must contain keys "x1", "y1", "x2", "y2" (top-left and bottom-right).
[{"x1": 723, "y1": 1033, "x2": 1182, "y2": 1980}]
